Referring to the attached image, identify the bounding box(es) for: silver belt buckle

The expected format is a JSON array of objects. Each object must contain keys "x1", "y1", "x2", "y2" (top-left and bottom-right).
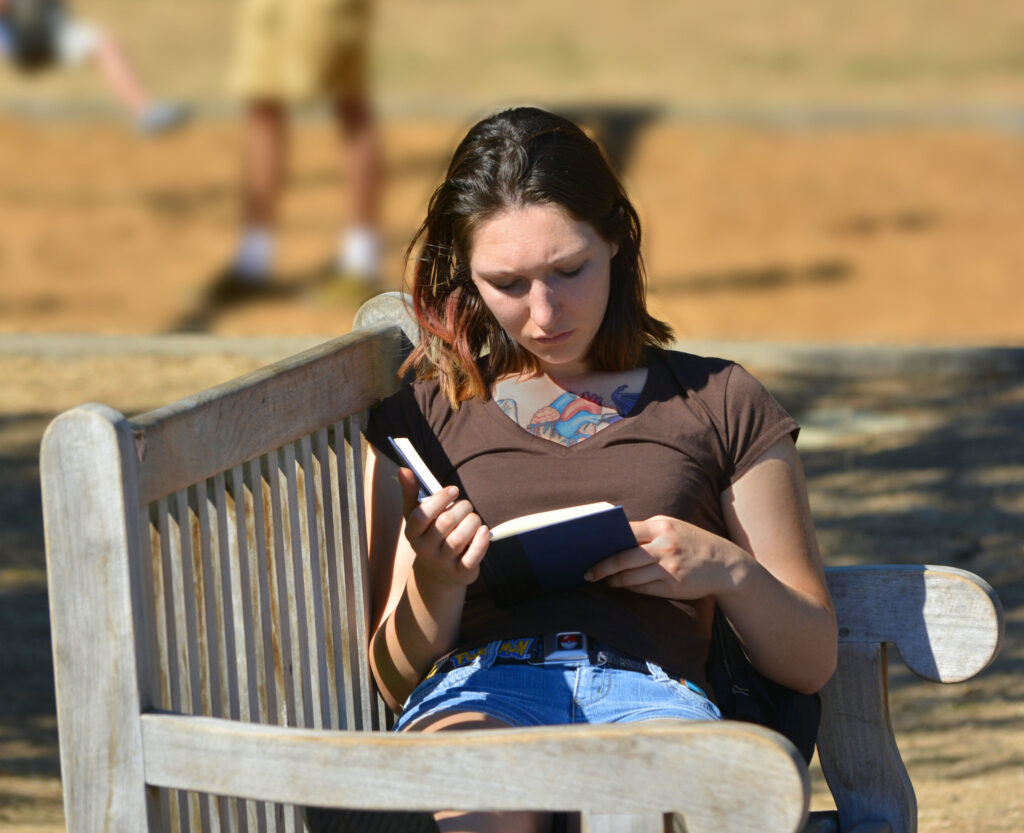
[{"x1": 542, "y1": 632, "x2": 589, "y2": 664}]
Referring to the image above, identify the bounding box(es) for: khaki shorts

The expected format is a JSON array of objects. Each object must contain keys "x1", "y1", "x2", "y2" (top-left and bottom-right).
[{"x1": 228, "y1": 0, "x2": 370, "y2": 102}]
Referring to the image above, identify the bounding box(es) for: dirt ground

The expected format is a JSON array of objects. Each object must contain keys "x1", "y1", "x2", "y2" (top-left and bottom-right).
[
  {"x1": 1, "y1": 0, "x2": 1023, "y2": 828},
  {"x1": 2, "y1": 117, "x2": 1024, "y2": 345},
  {"x1": 1, "y1": 113, "x2": 1022, "y2": 832}
]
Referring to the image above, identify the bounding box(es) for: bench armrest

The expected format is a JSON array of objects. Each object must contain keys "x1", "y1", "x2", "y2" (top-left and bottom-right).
[
  {"x1": 141, "y1": 714, "x2": 810, "y2": 833},
  {"x1": 818, "y1": 565, "x2": 1003, "y2": 833}
]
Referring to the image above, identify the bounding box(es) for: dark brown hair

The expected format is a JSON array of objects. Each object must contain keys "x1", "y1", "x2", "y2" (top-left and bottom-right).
[{"x1": 402, "y1": 106, "x2": 673, "y2": 404}]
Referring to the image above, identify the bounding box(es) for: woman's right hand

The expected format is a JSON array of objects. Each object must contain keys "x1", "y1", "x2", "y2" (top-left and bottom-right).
[{"x1": 398, "y1": 468, "x2": 490, "y2": 587}]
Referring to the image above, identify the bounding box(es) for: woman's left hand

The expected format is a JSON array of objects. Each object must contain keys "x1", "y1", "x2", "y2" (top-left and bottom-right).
[{"x1": 584, "y1": 515, "x2": 744, "y2": 600}]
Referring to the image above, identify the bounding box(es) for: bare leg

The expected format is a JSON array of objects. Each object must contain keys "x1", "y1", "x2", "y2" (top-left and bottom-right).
[
  {"x1": 241, "y1": 100, "x2": 289, "y2": 229},
  {"x1": 331, "y1": 90, "x2": 382, "y2": 281},
  {"x1": 88, "y1": 28, "x2": 188, "y2": 134},
  {"x1": 91, "y1": 32, "x2": 152, "y2": 116},
  {"x1": 402, "y1": 711, "x2": 554, "y2": 833},
  {"x1": 333, "y1": 90, "x2": 381, "y2": 230}
]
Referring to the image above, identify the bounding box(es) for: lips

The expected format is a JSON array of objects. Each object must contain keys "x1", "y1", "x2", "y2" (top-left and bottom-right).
[{"x1": 533, "y1": 330, "x2": 574, "y2": 346}]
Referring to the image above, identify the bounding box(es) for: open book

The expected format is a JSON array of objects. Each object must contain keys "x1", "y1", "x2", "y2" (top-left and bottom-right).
[{"x1": 388, "y1": 437, "x2": 637, "y2": 606}]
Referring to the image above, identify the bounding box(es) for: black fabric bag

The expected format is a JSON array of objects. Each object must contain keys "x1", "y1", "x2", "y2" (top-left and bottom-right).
[
  {"x1": 4, "y1": 0, "x2": 65, "y2": 71},
  {"x1": 705, "y1": 605, "x2": 822, "y2": 763},
  {"x1": 304, "y1": 807, "x2": 441, "y2": 833}
]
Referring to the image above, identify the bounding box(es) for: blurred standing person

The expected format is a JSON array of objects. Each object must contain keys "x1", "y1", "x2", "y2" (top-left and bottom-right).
[
  {"x1": 0, "y1": 0, "x2": 189, "y2": 134},
  {"x1": 218, "y1": 0, "x2": 382, "y2": 295}
]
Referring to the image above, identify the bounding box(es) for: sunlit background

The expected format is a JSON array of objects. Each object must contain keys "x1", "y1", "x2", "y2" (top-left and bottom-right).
[
  {"x1": 2, "y1": 3, "x2": 1024, "y2": 831},
  {"x1": 1, "y1": 0, "x2": 1023, "y2": 342}
]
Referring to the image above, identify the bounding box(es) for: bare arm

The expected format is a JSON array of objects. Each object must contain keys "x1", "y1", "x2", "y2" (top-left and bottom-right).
[
  {"x1": 365, "y1": 446, "x2": 490, "y2": 712},
  {"x1": 586, "y1": 437, "x2": 837, "y2": 694},
  {"x1": 716, "y1": 437, "x2": 836, "y2": 692}
]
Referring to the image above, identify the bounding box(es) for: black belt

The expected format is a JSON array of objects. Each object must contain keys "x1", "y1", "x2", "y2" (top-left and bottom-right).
[
  {"x1": 432, "y1": 632, "x2": 652, "y2": 676},
  {"x1": 427, "y1": 632, "x2": 710, "y2": 699}
]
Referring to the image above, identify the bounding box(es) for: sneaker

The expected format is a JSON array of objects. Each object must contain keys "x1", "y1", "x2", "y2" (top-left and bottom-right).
[
  {"x1": 337, "y1": 227, "x2": 381, "y2": 285},
  {"x1": 138, "y1": 102, "x2": 191, "y2": 136}
]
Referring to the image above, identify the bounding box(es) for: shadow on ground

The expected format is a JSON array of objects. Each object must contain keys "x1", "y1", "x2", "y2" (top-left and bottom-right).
[{"x1": 1, "y1": 352, "x2": 1022, "y2": 809}]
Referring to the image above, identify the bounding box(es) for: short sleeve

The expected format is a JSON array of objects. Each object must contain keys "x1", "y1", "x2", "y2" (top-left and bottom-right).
[
  {"x1": 364, "y1": 384, "x2": 420, "y2": 468},
  {"x1": 721, "y1": 364, "x2": 800, "y2": 484},
  {"x1": 364, "y1": 380, "x2": 455, "y2": 483}
]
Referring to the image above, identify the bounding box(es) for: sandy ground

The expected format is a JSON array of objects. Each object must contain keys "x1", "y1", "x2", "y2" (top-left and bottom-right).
[
  {"x1": 1, "y1": 63, "x2": 1023, "y2": 833},
  {"x1": 3, "y1": 0, "x2": 1024, "y2": 826},
  {"x1": 1, "y1": 117, "x2": 1023, "y2": 345}
]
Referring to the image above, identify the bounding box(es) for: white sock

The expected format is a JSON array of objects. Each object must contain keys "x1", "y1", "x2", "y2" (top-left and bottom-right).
[
  {"x1": 337, "y1": 226, "x2": 379, "y2": 282},
  {"x1": 233, "y1": 228, "x2": 273, "y2": 281}
]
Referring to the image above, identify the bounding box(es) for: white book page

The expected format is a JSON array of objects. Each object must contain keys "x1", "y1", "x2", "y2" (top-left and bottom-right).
[
  {"x1": 388, "y1": 437, "x2": 444, "y2": 497},
  {"x1": 489, "y1": 501, "x2": 616, "y2": 540}
]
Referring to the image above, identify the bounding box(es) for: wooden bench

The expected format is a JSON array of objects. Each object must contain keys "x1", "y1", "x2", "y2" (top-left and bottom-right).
[{"x1": 40, "y1": 292, "x2": 1004, "y2": 833}]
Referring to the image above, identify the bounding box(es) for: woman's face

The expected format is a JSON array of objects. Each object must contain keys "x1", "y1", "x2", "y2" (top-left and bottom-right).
[{"x1": 468, "y1": 203, "x2": 617, "y2": 378}]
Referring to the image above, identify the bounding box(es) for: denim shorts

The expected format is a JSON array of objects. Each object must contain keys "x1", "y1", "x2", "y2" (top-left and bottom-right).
[{"x1": 394, "y1": 639, "x2": 722, "y2": 732}]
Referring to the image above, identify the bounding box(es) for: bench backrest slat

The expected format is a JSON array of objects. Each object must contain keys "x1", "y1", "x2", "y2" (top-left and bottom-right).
[
  {"x1": 131, "y1": 328, "x2": 407, "y2": 504},
  {"x1": 41, "y1": 325, "x2": 408, "y2": 832},
  {"x1": 141, "y1": 423, "x2": 392, "y2": 829}
]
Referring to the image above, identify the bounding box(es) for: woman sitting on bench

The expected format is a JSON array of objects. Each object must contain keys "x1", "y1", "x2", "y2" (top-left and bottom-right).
[{"x1": 362, "y1": 106, "x2": 837, "y2": 833}]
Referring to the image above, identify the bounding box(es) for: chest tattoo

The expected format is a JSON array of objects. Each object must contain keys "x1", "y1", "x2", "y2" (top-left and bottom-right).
[{"x1": 496, "y1": 384, "x2": 640, "y2": 448}]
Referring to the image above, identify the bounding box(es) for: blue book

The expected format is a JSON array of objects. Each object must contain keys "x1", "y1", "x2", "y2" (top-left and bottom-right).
[
  {"x1": 387, "y1": 437, "x2": 637, "y2": 605},
  {"x1": 483, "y1": 502, "x2": 637, "y2": 607}
]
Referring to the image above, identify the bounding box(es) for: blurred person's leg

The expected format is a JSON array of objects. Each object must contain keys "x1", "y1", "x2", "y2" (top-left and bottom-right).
[
  {"x1": 333, "y1": 89, "x2": 381, "y2": 283},
  {"x1": 60, "y1": 20, "x2": 189, "y2": 134},
  {"x1": 233, "y1": 99, "x2": 288, "y2": 282},
  {"x1": 221, "y1": 0, "x2": 289, "y2": 287},
  {"x1": 220, "y1": 0, "x2": 381, "y2": 292}
]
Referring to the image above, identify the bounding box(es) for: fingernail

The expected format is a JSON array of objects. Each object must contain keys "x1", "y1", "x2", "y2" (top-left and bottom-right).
[
  {"x1": 446, "y1": 486, "x2": 459, "y2": 498},
  {"x1": 583, "y1": 570, "x2": 593, "y2": 582}
]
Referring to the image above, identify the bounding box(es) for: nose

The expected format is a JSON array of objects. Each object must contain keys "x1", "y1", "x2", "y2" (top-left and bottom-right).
[{"x1": 529, "y1": 279, "x2": 561, "y2": 330}]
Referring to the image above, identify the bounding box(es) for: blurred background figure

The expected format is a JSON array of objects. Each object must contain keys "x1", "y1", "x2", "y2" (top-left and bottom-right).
[
  {"x1": 0, "y1": 0, "x2": 189, "y2": 135},
  {"x1": 217, "y1": 0, "x2": 382, "y2": 296}
]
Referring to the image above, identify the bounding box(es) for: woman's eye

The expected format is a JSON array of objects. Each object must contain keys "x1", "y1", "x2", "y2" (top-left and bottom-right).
[
  {"x1": 492, "y1": 279, "x2": 524, "y2": 293},
  {"x1": 557, "y1": 265, "x2": 584, "y2": 278}
]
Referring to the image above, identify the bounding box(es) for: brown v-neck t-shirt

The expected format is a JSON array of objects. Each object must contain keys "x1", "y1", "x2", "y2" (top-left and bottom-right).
[{"x1": 366, "y1": 348, "x2": 799, "y2": 689}]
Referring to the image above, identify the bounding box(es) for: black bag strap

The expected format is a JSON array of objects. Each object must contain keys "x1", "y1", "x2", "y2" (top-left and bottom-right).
[{"x1": 706, "y1": 605, "x2": 821, "y2": 763}]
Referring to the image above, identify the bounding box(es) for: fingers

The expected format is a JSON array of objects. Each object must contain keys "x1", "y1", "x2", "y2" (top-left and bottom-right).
[
  {"x1": 400, "y1": 475, "x2": 488, "y2": 575},
  {"x1": 587, "y1": 552, "x2": 677, "y2": 598},
  {"x1": 397, "y1": 467, "x2": 426, "y2": 515},
  {"x1": 402, "y1": 478, "x2": 459, "y2": 537},
  {"x1": 584, "y1": 546, "x2": 651, "y2": 583},
  {"x1": 629, "y1": 517, "x2": 673, "y2": 545},
  {"x1": 460, "y1": 524, "x2": 491, "y2": 571},
  {"x1": 601, "y1": 563, "x2": 675, "y2": 596},
  {"x1": 435, "y1": 507, "x2": 486, "y2": 560}
]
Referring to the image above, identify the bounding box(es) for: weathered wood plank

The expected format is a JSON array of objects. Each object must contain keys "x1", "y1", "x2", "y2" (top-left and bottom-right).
[
  {"x1": 282, "y1": 442, "x2": 318, "y2": 729},
  {"x1": 141, "y1": 715, "x2": 809, "y2": 833},
  {"x1": 269, "y1": 448, "x2": 303, "y2": 728},
  {"x1": 40, "y1": 404, "x2": 157, "y2": 832},
  {"x1": 341, "y1": 416, "x2": 386, "y2": 730},
  {"x1": 582, "y1": 813, "x2": 666, "y2": 833},
  {"x1": 817, "y1": 642, "x2": 915, "y2": 833},
  {"x1": 297, "y1": 435, "x2": 330, "y2": 729},
  {"x1": 131, "y1": 326, "x2": 406, "y2": 504},
  {"x1": 248, "y1": 457, "x2": 281, "y2": 727},
  {"x1": 314, "y1": 427, "x2": 344, "y2": 730},
  {"x1": 352, "y1": 291, "x2": 419, "y2": 348},
  {"x1": 826, "y1": 565, "x2": 1003, "y2": 681}
]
